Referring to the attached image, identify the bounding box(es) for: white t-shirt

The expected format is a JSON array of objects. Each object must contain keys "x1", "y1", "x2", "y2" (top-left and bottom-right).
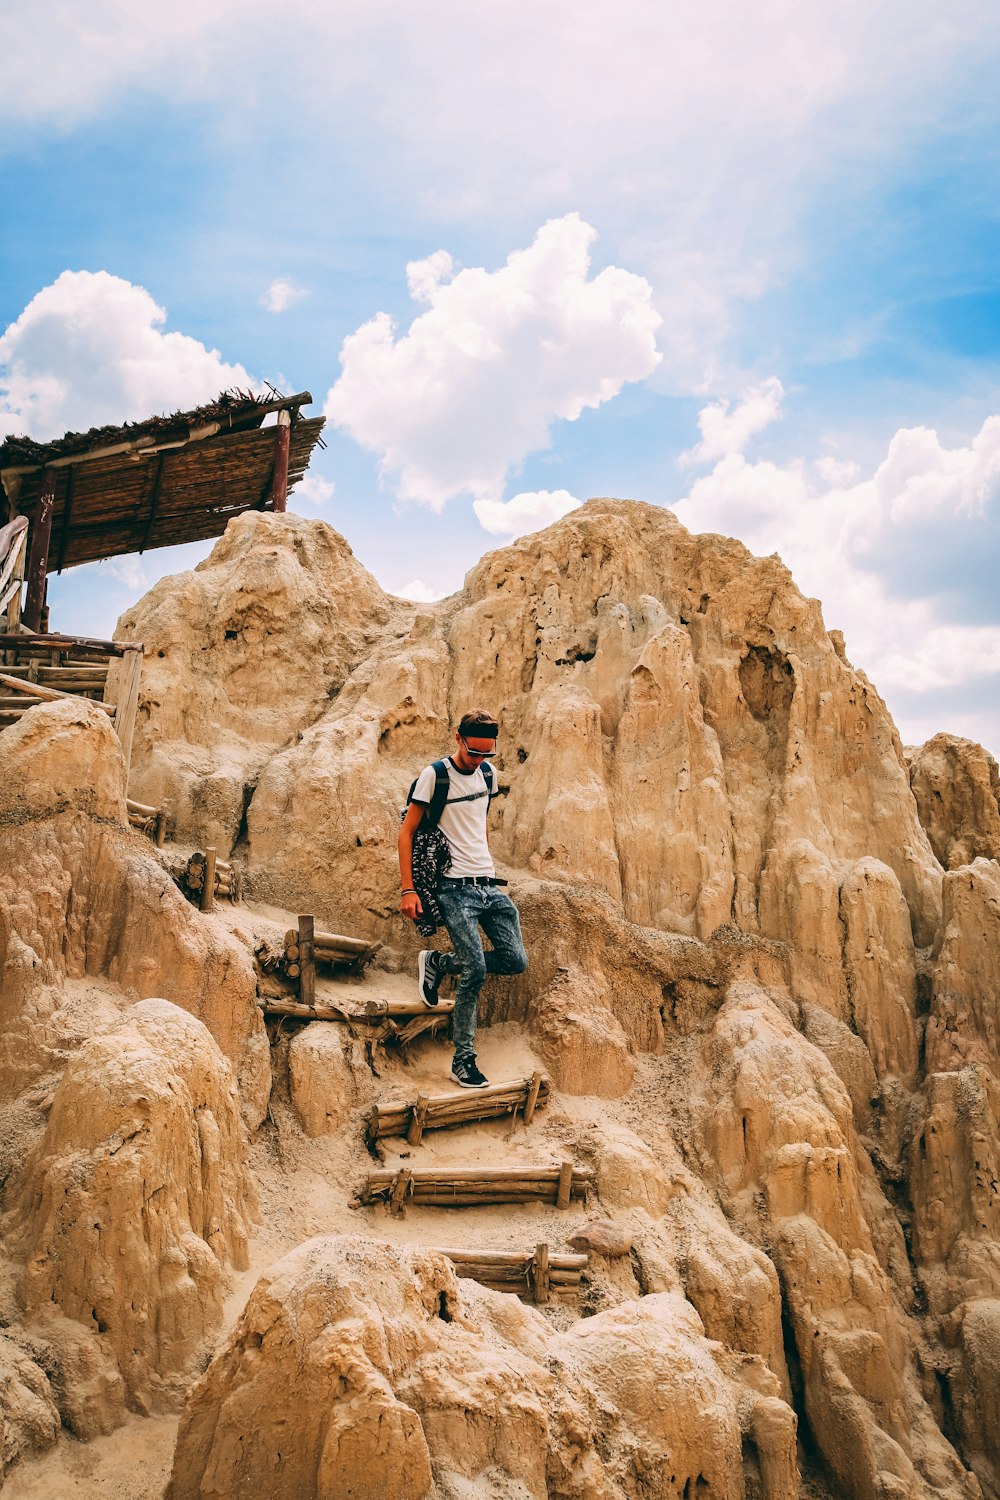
[{"x1": 412, "y1": 758, "x2": 495, "y2": 878}]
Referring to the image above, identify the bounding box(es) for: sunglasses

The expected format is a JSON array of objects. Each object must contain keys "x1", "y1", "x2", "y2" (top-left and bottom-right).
[{"x1": 460, "y1": 737, "x2": 497, "y2": 759}]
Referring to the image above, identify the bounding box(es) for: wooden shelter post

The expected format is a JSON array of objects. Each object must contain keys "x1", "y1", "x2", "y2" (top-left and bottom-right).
[
  {"x1": 272, "y1": 409, "x2": 291, "y2": 513},
  {"x1": 23, "y1": 469, "x2": 56, "y2": 631}
]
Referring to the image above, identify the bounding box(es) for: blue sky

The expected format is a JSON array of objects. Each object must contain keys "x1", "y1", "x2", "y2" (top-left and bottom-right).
[{"x1": 2, "y1": 2, "x2": 1000, "y2": 753}]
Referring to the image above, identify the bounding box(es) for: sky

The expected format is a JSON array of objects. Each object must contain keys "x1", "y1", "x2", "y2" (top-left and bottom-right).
[{"x1": 2, "y1": 2, "x2": 1000, "y2": 753}]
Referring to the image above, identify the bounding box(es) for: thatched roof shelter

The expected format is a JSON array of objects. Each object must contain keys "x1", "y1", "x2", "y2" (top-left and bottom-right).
[
  {"x1": 0, "y1": 388, "x2": 325, "y2": 570},
  {"x1": 0, "y1": 388, "x2": 326, "y2": 630}
]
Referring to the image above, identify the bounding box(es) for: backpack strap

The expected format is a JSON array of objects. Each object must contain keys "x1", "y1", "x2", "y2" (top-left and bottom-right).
[
  {"x1": 425, "y1": 759, "x2": 451, "y2": 829},
  {"x1": 482, "y1": 761, "x2": 495, "y2": 799}
]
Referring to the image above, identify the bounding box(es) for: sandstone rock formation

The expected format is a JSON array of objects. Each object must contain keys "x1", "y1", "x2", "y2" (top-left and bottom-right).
[
  {"x1": 4, "y1": 497, "x2": 1000, "y2": 1497},
  {"x1": 166, "y1": 1234, "x2": 798, "y2": 1500},
  {"x1": 12, "y1": 999, "x2": 255, "y2": 1423},
  {"x1": 0, "y1": 699, "x2": 268, "y2": 1124},
  {"x1": 909, "y1": 734, "x2": 1000, "y2": 871}
]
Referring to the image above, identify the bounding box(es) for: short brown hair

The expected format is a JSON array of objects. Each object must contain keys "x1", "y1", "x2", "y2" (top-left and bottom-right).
[{"x1": 458, "y1": 708, "x2": 498, "y2": 737}]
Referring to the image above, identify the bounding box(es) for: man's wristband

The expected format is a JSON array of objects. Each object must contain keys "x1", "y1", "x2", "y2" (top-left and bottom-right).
[{"x1": 401, "y1": 888, "x2": 416, "y2": 896}]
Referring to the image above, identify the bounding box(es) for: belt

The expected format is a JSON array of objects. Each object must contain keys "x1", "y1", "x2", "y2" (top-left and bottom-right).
[{"x1": 438, "y1": 876, "x2": 509, "y2": 887}]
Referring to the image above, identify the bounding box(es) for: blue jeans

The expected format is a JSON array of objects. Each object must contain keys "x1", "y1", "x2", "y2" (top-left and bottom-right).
[{"x1": 434, "y1": 885, "x2": 528, "y2": 1060}]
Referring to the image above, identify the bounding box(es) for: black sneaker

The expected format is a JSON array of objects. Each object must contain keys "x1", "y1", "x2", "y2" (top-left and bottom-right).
[
  {"x1": 417, "y1": 950, "x2": 444, "y2": 1006},
  {"x1": 451, "y1": 1054, "x2": 489, "y2": 1088}
]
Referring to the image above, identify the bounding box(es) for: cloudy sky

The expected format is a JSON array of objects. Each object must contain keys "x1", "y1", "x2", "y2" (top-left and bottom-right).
[{"x1": 2, "y1": 2, "x2": 1000, "y2": 752}]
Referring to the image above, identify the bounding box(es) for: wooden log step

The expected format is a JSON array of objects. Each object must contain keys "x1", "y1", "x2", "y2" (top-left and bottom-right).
[
  {"x1": 368, "y1": 1071, "x2": 550, "y2": 1142},
  {"x1": 363, "y1": 997, "x2": 455, "y2": 1018},
  {"x1": 359, "y1": 1163, "x2": 592, "y2": 1213},
  {"x1": 428, "y1": 1244, "x2": 587, "y2": 1303},
  {"x1": 259, "y1": 997, "x2": 454, "y2": 1023},
  {"x1": 285, "y1": 926, "x2": 372, "y2": 956}
]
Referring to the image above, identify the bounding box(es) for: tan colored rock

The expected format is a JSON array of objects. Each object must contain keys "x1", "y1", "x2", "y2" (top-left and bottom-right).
[
  {"x1": 566, "y1": 1219, "x2": 633, "y2": 1257},
  {"x1": 681, "y1": 1207, "x2": 790, "y2": 1400},
  {"x1": 0, "y1": 702, "x2": 268, "y2": 1125},
  {"x1": 927, "y1": 860, "x2": 1000, "y2": 1079},
  {"x1": 952, "y1": 1299, "x2": 1000, "y2": 1499},
  {"x1": 127, "y1": 503, "x2": 942, "y2": 980},
  {"x1": 0, "y1": 1332, "x2": 59, "y2": 1482},
  {"x1": 910, "y1": 733, "x2": 1000, "y2": 871},
  {"x1": 167, "y1": 1233, "x2": 798, "y2": 1500},
  {"x1": 287, "y1": 1023, "x2": 374, "y2": 1138},
  {"x1": 840, "y1": 857, "x2": 918, "y2": 1086},
  {"x1": 697, "y1": 982, "x2": 973, "y2": 1500},
  {"x1": 114, "y1": 510, "x2": 399, "y2": 851},
  {"x1": 908, "y1": 1066, "x2": 1000, "y2": 1318},
  {"x1": 14, "y1": 999, "x2": 256, "y2": 1419},
  {"x1": 529, "y1": 964, "x2": 635, "y2": 1098}
]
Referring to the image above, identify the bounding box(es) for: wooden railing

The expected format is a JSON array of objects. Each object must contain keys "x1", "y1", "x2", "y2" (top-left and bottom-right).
[
  {"x1": 0, "y1": 516, "x2": 28, "y2": 632},
  {"x1": 0, "y1": 632, "x2": 143, "y2": 776}
]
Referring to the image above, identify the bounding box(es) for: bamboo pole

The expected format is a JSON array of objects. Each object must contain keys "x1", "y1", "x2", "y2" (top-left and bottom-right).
[
  {"x1": 298, "y1": 914, "x2": 315, "y2": 1006},
  {"x1": 201, "y1": 848, "x2": 216, "y2": 913}
]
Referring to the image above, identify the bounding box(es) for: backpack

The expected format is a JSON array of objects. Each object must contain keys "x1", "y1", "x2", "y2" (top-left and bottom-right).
[{"x1": 402, "y1": 759, "x2": 495, "y2": 936}]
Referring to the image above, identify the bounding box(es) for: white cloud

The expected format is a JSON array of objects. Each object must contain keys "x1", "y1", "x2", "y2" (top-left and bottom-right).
[
  {"x1": 0, "y1": 271, "x2": 251, "y2": 440},
  {"x1": 473, "y1": 489, "x2": 581, "y2": 538},
  {"x1": 682, "y1": 378, "x2": 784, "y2": 465},
  {"x1": 406, "y1": 251, "x2": 455, "y2": 304},
  {"x1": 292, "y1": 472, "x2": 335, "y2": 507},
  {"x1": 2, "y1": 4, "x2": 995, "y2": 385},
  {"x1": 261, "y1": 278, "x2": 309, "y2": 314},
  {"x1": 397, "y1": 579, "x2": 447, "y2": 603},
  {"x1": 325, "y1": 215, "x2": 661, "y2": 510}
]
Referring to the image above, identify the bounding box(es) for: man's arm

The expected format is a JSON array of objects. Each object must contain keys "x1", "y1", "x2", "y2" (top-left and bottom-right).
[{"x1": 398, "y1": 802, "x2": 426, "y2": 920}]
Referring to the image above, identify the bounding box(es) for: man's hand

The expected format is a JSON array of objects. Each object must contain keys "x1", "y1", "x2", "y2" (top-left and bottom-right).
[{"x1": 401, "y1": 890, "x2": 423, "y2": 921}]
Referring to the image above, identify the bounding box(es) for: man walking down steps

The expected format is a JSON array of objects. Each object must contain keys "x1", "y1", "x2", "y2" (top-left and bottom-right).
[{"x1": 398, "y1": 709, "x2": 528, "y2": 1088}]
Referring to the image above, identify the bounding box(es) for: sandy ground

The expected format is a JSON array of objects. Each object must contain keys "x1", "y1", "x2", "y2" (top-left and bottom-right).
[{"x1": 6, "y1": 899, "x2": 601, "y2": 1498}]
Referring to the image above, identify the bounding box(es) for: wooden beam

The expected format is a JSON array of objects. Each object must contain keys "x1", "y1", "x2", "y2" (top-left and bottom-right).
[
  {"x1": 112, "y1": 647, "x2": 143, "y2": 776},
  {"x1": 201, "y1": 847, "x2": 217, "y2": 913},
  {"x1": 532, "y1": 1243, "x2": 550, "y2": 1304},
  {"x1": 0, "y1": 671, "x2": 113, "y2": 711},
  {"x1": 523, "y1": 1070, "x2": 542, "y2": 1126},
  {"x1": 55, "y1": 466, "x2": 74, "y2": 574},
  {"x1": 271, "y1": 410, "x2": 291, "y2": 513},
  {"x1": 0, "y1": 633, "x2": 140, "y2": 657},
  {"x1": 23, "y1": 470, "x2": 56, "y2": 631},
  {"x1": 298, "y1": 914, "x2": 316, "y2": 1006},
  {"x1": 139, "y1": 451, "x2": 166, "y2": 553},
  {"x1": 407, "y1": 1096, "x2": 430, "y2": 1148}
]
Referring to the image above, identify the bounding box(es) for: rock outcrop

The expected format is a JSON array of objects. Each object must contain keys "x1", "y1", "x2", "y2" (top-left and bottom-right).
[
  {"x1": 910, "y1": 734, "x2": 1000, "y2": 871},
  {"x1": 5, "y1": 497, "x2": 1000, "y2": 1497},
  {"x1": 0, "y1": 700, "x2": 268, "y2": 1125},
  {"x1": 12, "y1": 1000, "x2": 255, "y2": 1423},
  {"x1": 166, "y1": 1234, "x2": 798, "y2": 1500}
]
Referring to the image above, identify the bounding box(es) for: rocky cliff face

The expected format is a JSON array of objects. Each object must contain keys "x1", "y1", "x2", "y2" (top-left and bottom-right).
[{"x1": 2, "y1": 498, "x2": 999, "y2": 1498}]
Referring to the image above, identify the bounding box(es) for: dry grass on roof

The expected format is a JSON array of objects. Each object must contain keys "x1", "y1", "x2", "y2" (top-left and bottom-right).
[{"x1": 0, "y1": 389, "x2": 293, "y2": 469}]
